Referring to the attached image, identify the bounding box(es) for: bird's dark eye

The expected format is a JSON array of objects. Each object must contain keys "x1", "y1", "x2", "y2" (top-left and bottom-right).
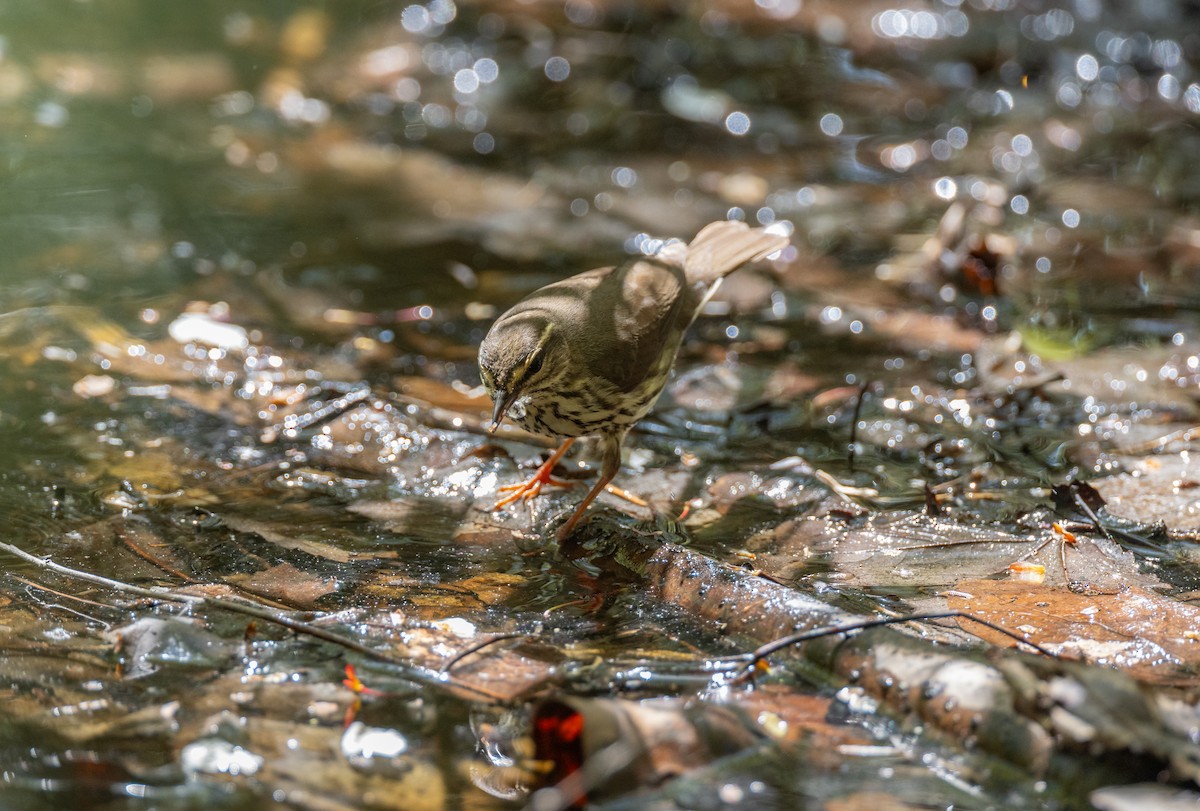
[{"x1": 527, "y1": 353, "x2": 544, "y2": 377}]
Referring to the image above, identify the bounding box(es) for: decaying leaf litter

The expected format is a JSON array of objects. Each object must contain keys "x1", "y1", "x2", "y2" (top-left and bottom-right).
[{"x1": 1, "y1": 1, "x2": 1200, "y2": 809}]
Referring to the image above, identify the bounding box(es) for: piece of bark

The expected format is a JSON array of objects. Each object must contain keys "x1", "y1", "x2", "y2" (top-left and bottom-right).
[{"x1": 611, "y1": 537, "x2": 1200, "y2": 789}]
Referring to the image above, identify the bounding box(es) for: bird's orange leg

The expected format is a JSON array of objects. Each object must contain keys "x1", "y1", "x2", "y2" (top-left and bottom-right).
[
  {"x1": 554, "y1": 474, "x2": 613, "y2": 543},
  {"x1": 554, "y1": 434, "x2": 622, "y2": 543},
  {"x1": 491, "y1": 438, "x2": 576, "y2": 511}
]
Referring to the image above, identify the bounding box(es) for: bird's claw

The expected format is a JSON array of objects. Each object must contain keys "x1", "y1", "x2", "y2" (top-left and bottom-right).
[
  {"x1": 490, "y1": 472, "x2": 574, "y2": 511},
  {"x1": 489, "y1": 439, "x2": 577, "y2": 513}
]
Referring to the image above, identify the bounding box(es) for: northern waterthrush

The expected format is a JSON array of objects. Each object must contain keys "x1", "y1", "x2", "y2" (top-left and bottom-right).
[{"x1": 479, "y1": 220, "x2": 789, "y2": 541}]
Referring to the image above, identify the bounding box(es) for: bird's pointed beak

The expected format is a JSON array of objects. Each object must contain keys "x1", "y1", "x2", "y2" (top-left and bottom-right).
[{"x1": 489, "y1": 389, "x2": 514, "y2": 434}]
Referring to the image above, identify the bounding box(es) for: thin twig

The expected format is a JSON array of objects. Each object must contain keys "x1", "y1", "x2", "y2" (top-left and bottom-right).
[
  {"x1": 442, "y1": 632, "x2": 525, "y2": 673},
  {"x1": 1070, "y1": 487, "x2": 1113, "y2": 540},
  {"x1": 721, "y1": 610, "x2": 1055, "y2": 682},
  {"x1": 13, "y1": 575, "x2": 114, "y2": 630},
  {"x1": 847, "y1": 380, "x2": 870, "y2": 474},
  {"x1": 10, "y1": 574, "x2": 117, "y2": 609},
  {"x1": 1062, "y1": 484, "x2": 1168, "y2": 555},
  {"x1": 117, "y1": 530, "x2": 197, "y2": 583}
]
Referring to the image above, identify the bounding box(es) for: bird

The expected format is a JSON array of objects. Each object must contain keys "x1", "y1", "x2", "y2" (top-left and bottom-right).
[{"x1": 478, "y1": 220, "x2": 789, "y2": 542}]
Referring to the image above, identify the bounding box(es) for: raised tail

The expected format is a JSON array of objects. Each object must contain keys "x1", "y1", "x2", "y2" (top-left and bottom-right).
[{"x1": 680, "y1": 220, "x2": 789, "y2": 286}]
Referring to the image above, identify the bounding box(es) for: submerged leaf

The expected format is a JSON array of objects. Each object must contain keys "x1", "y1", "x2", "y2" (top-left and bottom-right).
[{"x1": 948, "y1": 579, "x2": 1200, "y2": 684}]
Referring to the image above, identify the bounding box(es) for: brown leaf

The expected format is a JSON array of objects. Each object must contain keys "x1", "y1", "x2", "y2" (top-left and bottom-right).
[
  {"x1": 449, "y1": 573, "x2": 526, "y2": 606},
  {"x1": 1094, "y1": 452, "x2": 1200, "y2": 535},
  {"x1": 224, "y1": 562, "x2": 338, "y2": 609},
  {"x1": 393, "y1": 375, "x2": 489, "y2": 414},
  {"x1": 948, "y1": 579, "x2": 1200, "y2": 684},
  {"x1": 733, "y1": 687, "x2": 862, "y2": 748},
  {"x1": 436, "y1": 642, "x2": 561, "y2": 703}
]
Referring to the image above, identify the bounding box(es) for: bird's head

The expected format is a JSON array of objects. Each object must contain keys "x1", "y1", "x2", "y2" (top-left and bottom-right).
[{"x1": 478, "y1": 317, "x2": 562, "y2": 432}]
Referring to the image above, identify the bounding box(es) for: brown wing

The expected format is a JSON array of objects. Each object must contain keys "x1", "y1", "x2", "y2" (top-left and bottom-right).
[
  {"x1": 580, "y1": 259, "x2": 692, "y2": 393},
  {"x1": 501, "y1": 220, "x2": 786, "y2": 395}
]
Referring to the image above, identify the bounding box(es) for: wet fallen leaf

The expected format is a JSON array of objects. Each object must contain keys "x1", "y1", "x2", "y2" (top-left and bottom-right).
[
  {"x1": 448, "y1": 573, "x2": 526, "y2": 606},
  {"x1": 948, "y1": 579, "x2": 1200, "y2": 684},
  {"x1": 705, "y1": 471, "x2": 823, "y2": 516},
  {"x1": 108, "y1": 617, "x2": 232, "y2": 679},
  {"x1": 979, "y1": 341, "x2": 1200, "y2": 420},
  {"x1": 350, "y1": 497, "x2": 475, "y2": 541},
  {"x1": 757, "y1": 511, "x2": 1151, "y2": 592},
  {"x1": 221, "y1": 514, "x2": 373, "y2": 565},
  {"x1": 733, "y1": 687, "x2": 850, "y2": 746},
  {"x1": 446, "y1": 644, "x2": 562, "y2": 703},
  {"x1": 224, "y1": 562, "x2": 338, "y2": 609},
  {"x1": 1094, "y1": 452, "x2": 1200, "y2": 535},
  {"x1": 393, "y1": 375, "x2": 490, "y2": 414}
]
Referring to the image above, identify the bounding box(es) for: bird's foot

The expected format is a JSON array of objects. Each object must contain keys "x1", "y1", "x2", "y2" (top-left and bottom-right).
[{"x1": 491, "y1": 457, "x2": 574, "y2": 512}]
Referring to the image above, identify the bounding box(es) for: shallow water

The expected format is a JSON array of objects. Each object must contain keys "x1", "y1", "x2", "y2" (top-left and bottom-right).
[{"x1": 1, "y1": 1, "x2": 1199, "y2": 808}]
